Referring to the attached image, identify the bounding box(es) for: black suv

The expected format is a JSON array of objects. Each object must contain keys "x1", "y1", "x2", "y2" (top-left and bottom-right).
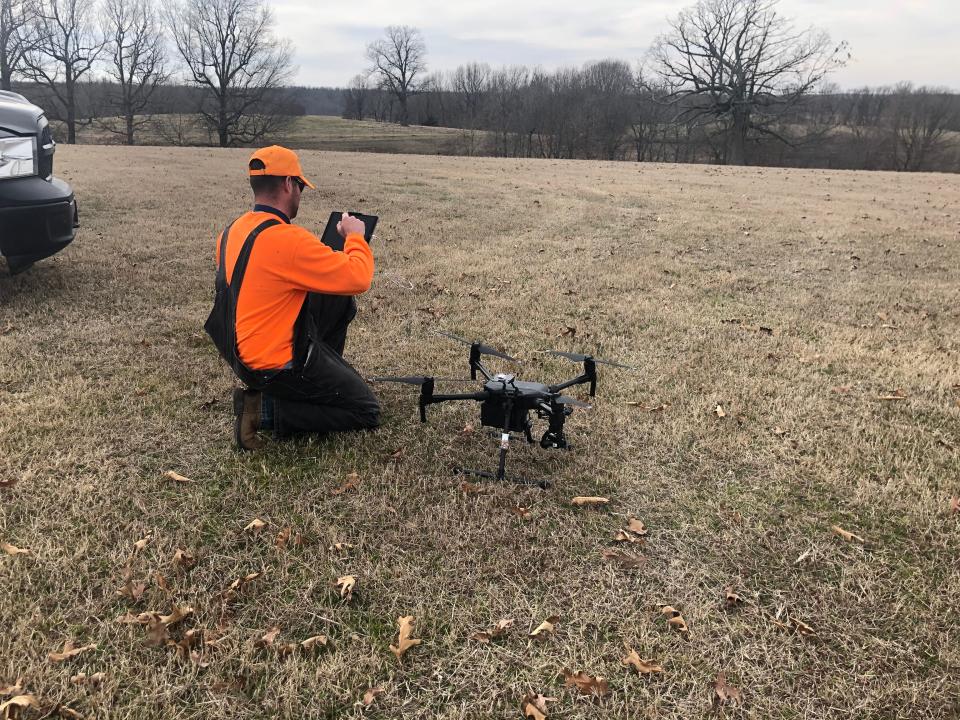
[{"x1": 0, "y1": 90, "x2": 79, "y2": 274}]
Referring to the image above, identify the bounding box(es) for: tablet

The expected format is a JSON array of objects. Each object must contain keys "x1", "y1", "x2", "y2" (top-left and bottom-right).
[{"x1": 320, "y1": 211, "x2": 378, "y2": 251}]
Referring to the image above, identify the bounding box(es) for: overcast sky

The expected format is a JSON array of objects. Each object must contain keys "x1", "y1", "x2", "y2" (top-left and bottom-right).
[{"x1": 272, "y1": 0, "x2": 959, "y2": 90}]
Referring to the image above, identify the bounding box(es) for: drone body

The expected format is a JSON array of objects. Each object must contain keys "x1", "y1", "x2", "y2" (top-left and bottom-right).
[{"x1": 372, "y1": 333, "x2": 632, "y2": 488}]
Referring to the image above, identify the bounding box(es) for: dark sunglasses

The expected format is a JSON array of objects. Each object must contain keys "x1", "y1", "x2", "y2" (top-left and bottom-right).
[{"x1": 292, "y1": 177, "x2": 305, "y2": 192}]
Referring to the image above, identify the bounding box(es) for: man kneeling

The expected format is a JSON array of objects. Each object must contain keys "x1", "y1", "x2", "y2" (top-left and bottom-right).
[{"x1": 206, "y1": 145, "x2": 379, "y2": 450}]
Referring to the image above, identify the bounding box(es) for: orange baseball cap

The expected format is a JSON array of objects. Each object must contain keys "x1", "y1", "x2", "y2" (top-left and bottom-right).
[{"x1": 248, "y1": 145, "x2": 315, "y2": 189}]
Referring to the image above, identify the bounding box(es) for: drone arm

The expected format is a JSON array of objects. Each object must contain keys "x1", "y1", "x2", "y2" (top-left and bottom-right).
[
  {"x1": 417, "y1": 378, "x2": 435, "y2": 422},
  {"x1": 470, "y1": 352, "x2": 494, "y2": 381},
  {"x1": 427, "y1": 391, "x2": 490, "y2": 403},
  {"x1": 548, "y1": 358, "x2": 597, "y2": 396}
]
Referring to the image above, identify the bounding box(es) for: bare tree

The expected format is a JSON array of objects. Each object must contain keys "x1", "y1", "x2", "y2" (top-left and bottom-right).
[
  {"x1": 451, "y1": 61, "x2": 489, "y2": 127},
  {"x1": 101, "y1": 0, "x2": 167, "y2": 144},
  {"x1": 584, "y1": 59, "x2": 634, "y2": 159},
  {"x1": 650, "y1": 0, "x2": 848, "y2": 165},
  {"x1": 888, "y1": 84, "x2": 960, "y2": 171},
  {"x1": 366, "y1": 25, "x2": 425, "y2": 126},
  {"x1": 1, "y1": 0, "x2": 35, "y2": 89},
  {"x1": 167, "y1": 0, "x2": 294, "y2": 147},
  {"x1": 343, "y1": 72, "x2": 370, "y2": 121},
  {"x1": 20, "y1": 0, "x2": 105, "y2": 143}
]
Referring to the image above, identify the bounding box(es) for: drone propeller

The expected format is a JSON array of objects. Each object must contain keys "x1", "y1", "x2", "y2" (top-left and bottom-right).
[
  {"x1": 434, "y1": 330, "x2": 517, "y2": 363},
  {"x1": 543, "y1": 350, "x2": 635, "y2": 370},
  {"x1": 369, "y1": 375, "x2": 475, "y2": 385},
  {"x1": 553, "y1": 395, "x2": 592, "y2": 408}
]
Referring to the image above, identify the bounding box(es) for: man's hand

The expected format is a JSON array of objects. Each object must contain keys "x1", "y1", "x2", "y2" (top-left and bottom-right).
[{"x1": 337, "y1": 212, "x2": 366, "y2": 240}]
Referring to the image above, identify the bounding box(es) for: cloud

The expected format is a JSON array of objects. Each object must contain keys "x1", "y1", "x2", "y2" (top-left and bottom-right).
[{"x1": 271, "y1": 0, "x2": 959, "y2": 89}]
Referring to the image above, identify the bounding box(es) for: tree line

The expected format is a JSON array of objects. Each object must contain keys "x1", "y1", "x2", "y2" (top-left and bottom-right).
[
  {"x1": 347, "y1": 63, "x2": 960, "y2": 172},
  {"x1": 1, "y1": 0, "x2": 294, "y2": 146},
  {"x1": 3, "y1": 0, "x2": 958, "y2": 171},
  {"x1": 346, "y1": 4, "x2": 959, "y2": 172}
]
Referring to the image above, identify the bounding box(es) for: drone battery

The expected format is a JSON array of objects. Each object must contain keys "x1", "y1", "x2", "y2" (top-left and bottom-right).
[{"x1": 480, "y1": 398, "x2": 527, "y2": 431}]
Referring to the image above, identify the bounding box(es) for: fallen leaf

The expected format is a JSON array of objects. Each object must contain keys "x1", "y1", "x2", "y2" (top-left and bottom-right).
[
  {"x1": 173, "y1": 629, "x2": 202, "y2": 659},
  {"x1": 626, "y1": 518, "x2": 647, "y2": 536},
  {"x1": 257, "y1": 627, "x2": 281, "y2": 648},
  {"x1": 389, "y1": 448, "x2": 404, "y2": 462},
  {"x1": 571, "y1": 496, "x2": 609, "y2": 507},
  {"x1": 0, "y1": 681, "x2": 22, "y2": 696},
  {"x1": 158, "y1": 605, "x2": 193, "y2": 627},
  {"x1": 360, "y1": 687, "x2": 385, "y2": 708},
  {"x1": 877, "y1": 391, "x2": 907, "y2": 401},
  {"x1": 70, "y1": 672, "x2": 105, "y2": 687},
  {"x1": 713, "y1": 672, "x2": 743, "y2": 707},
  {"x1": 48, "y1": 640, "x2": 97, "y2": 663},
  {"x1": 164, "y1": 470, "x2": 194, "y2": 484},
  {"x1": 222, "y1": 571, "x2": 261, "y2": 602},
  {"x1": 1, "y1": 542, "x2": 30, "y2": 557},
  {"x1": 510, "y1": 505, "x2": 532, "y2": 520},
  {"x1": 529, "y1": 615, "x2": 560, "y2": 641},
  {"x1": 562, "y1": 668, "x2": 610, "y2": 697},
  {"x1": 723, "y1": 586, "x2": 743, "y2": 610},
  {"x1": 460, "y1": 481, "x2": 486, "y2": 495},
  {"x1": 274, "y1": 527, "x2": 291, "y2": 549},
  {"x1": 612, "y1": 529, "x2": 642, "y2": 544},
  {"x1": 116, "y1": 572, "x2": 147, "y2": 602},
  {"x1": 951, "y1": 496, "x2": 960, "y2": 514},
  {"x1": 460, "y1": 423, "x2": 475, "y2": 435},
  {"x1": 0, "y1": 478, "x2": 18, "y2": 489},
  {"x1": 331, "y1": 472, "x2": 360, "y2": 495},
  {"x1": 154, "y1": 572, "x2": 170, "y2": 594},
  {"x1": 622, "y1": 647, "x2": 663, "y2": 674},
  {"x1": 714, "y1": 404, "x2": 726, "y2": 418},
  {"x1": 132, "y1": 536, "x2": 152, "y2": 554},
  {"x1": 147, "y1": 617, "x2": 170, "y2": 647},
  {"x1": 832, "y1": 385, "x2": 852, "y2": 394},
  {"x1": 661, "y1": 606, "x2": 689, "y2": 639},
  {"x1": 243, "y1": 518, "x2": 267, "y2": 534},
  {"x1": 521, "y1": 692, "x2": 555, "y2": 719},
  {"x1": 300, "y1": 635, "x2": 329, "y2": 652},
  {"x1": 790, "y1": 617, "x2": 816, "y2": 637},
  {"x1": 389, "y1": 615, "x2": 422, "y2": 662},
  {"x1": 560, "y1": 325, "x2": 577, "y2": 338},
  {"x1": 336, "y1": 575, "x2": 356, "y2": 602},
  {"x1": 172, "y1": 549, "x2": 196, "y2": 570},
  {"x1": 330, "y1": 542, "x2": 354, "y2": 552},
  {"x1": 470, "y1": 618, "x2": 514, "y2": 643},
  {"x1": 0, "y1": 696, "x2": 40, "y2": 715},
  {"x1": 831, "y1": 525, "x2": 865, "y2": 543},
  {"x1": 772, "y1": 426, "x2": 786, "y2": 436}
]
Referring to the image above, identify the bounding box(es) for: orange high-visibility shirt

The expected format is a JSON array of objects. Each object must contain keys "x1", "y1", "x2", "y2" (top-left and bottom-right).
[{"x1": 215, "y1": 209, "x2": 374, "y2": 370}]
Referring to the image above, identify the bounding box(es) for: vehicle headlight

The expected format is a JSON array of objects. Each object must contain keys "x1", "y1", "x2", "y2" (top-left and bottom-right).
[{"x1": 0, "y1": 136, "x2": 38, "y2": 179}]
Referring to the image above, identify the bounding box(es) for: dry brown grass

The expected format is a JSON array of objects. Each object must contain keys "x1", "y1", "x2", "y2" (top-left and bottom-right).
[{"x1": 1, "y1": 147, "x2": 959, "y2": 719}]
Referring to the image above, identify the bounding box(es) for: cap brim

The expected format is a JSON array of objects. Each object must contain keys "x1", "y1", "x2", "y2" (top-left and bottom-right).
[{"x1": 300, "y1": 176, "x2": 316, "y2": 190}]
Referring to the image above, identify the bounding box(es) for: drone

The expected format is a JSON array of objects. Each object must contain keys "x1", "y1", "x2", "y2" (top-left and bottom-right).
[{"x1": 370, "y1": 331, "x2": 633, "y2": 488}]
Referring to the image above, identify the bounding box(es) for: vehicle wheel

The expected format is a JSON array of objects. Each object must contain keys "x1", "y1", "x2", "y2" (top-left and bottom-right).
[{"x1": 3, "y1": 255, "x2": 34, "y2": 275}]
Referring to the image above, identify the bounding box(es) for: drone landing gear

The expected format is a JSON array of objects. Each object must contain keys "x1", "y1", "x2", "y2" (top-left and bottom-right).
[{"x1": 456, "y1": 398, "x2": 551, "y2": 490}]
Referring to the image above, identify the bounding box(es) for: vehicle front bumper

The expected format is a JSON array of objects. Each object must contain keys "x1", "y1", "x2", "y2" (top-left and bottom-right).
[{"x1": 0, "y1": 176, "x2": 79, "y2": 270}]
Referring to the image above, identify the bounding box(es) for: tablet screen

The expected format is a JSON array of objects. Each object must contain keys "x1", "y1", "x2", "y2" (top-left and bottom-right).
[{"x1": 320, "y1": 211, "x2": 378, "y2": 251}]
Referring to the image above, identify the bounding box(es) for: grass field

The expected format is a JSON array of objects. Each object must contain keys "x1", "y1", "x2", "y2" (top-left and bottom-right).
[{"x1": 1, "y1": 147, "x2": 959, "y2": 719}]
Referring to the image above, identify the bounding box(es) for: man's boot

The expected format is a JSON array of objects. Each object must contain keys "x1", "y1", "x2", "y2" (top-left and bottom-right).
[{"x1": 233, "y1": 387, "x2": 263, "y2": 451}]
